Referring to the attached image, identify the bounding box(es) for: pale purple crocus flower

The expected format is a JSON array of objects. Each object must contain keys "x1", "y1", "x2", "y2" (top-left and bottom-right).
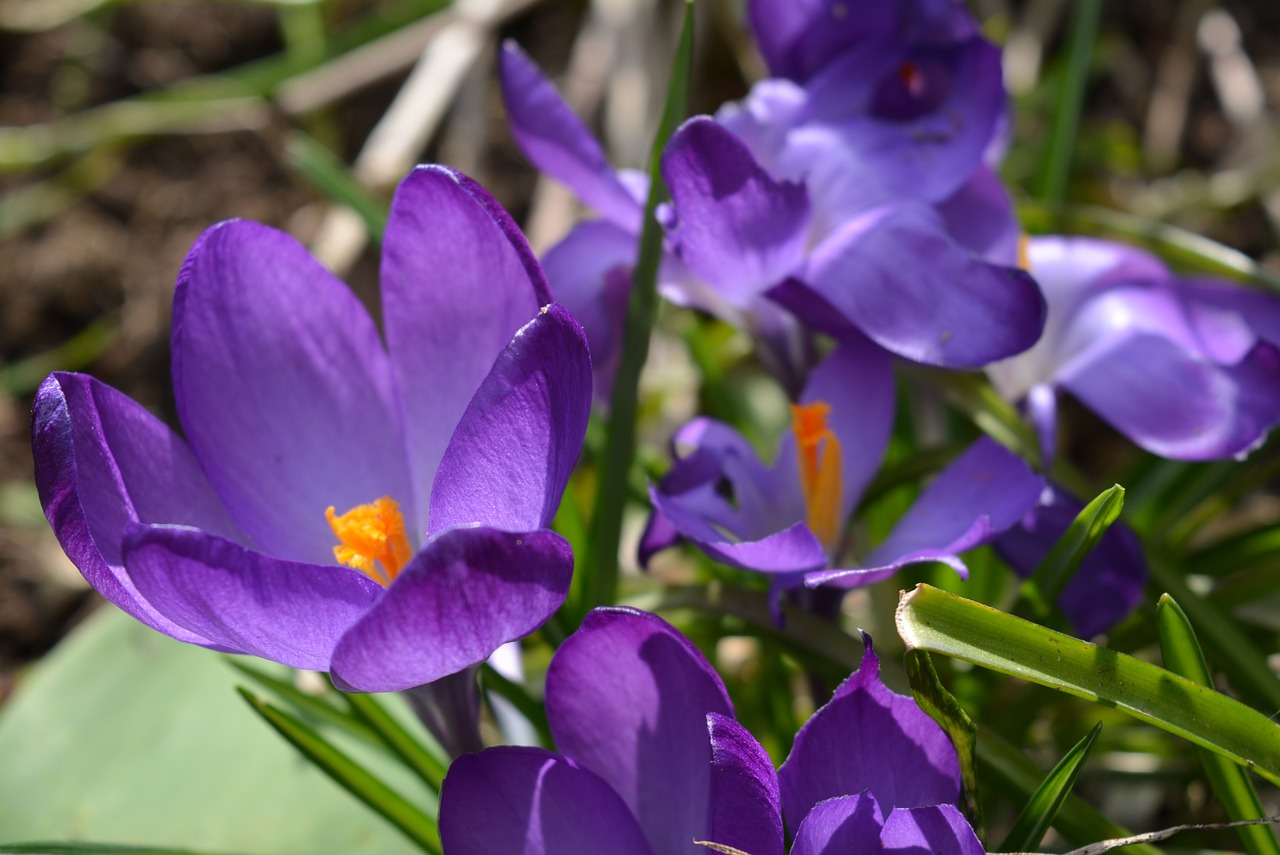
[
  {"x1": 439, "y1": 607, "x2": 978, "y2": 855},
  {"x1": 31, "y1": 166, "x2": 592, "y2": 693},
  {"x1": 640, "y1": 337, "x2": 1046, "y2": 605},
  {"x1": 499, "y1": 42, "x2": 1044, "y2": 394},
  {"x1": 987, "y1": 236, "x2": 1280, "y2": 461}
]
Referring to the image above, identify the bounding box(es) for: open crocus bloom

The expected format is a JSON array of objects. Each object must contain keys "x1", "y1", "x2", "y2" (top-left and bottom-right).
[
  {"x1": 439, "y1": 608, "x2": 974, "y2": 855},
  {"x1": 987, "y1": 236, "x2": 1280, "y2": 461},
  {"x1": 31, "y1": 166, "x2": 592, "y2": 693},
  {"x1": 641, "y1": 336, "x2": 1045, "y2": 603}
]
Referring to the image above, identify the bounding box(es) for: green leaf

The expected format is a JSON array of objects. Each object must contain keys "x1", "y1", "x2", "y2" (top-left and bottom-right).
[
  {"x1": 998, "y1": 722, "x2": 1101, "y2": 852},
  {"x1": 1023, "y1": 485, "x2": 1124, "y2": 616},
  {"x1": 341, "y1": 690, "x2": 449, "y2": 793},
  {"x1": 896, "y1": 584, "x2": 1280, "y2": 787},
  {"x1": 1157, "y1": 595, "x2": 1280, "y2": 855},
  {"x1": 0, "y1": 610, "x2": 422, "y2": 853},
  {"x1": 905, "y1": 650, "x2": 984, "y2": 839},
  {"x1": 239, "y1": 689, "x2": 442, "y2": 854},
  {"x1": 580, "y1": 0, "x2": 695, "y2": 612},
  {"x1": 224, "y1": 658, "x2": 382, "y2": 747},
  {"x1": 977, "y1": 727, "x2": 1159, "y2": 855},
  {"x1": 1037, "y1": 0, "x2": 1101, "y2": 205},
  {"x1": 284, "y1": 131, "x2": 388, "y2": 241}
]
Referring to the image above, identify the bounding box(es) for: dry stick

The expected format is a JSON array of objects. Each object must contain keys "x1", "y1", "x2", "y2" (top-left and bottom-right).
[{"x1": 306, "y1": 0, "x2": 542, "y2": 274}]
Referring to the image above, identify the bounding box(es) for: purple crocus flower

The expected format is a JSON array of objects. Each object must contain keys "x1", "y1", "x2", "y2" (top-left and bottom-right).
[
  {"x1": 439, "y1": 607, "x2": 976, "y2": 854},
  {"x1": 641, "y1": 337, "x2": 1046, "y2": 602},
  {"x1": 500, "y1": 42, "x2": 1044, "y2": 393},
  {"x1": 31, "y1": 166, "x2": 592, "y2": 693},
  {"x1": 987, "y1": 236, "x2": 1280, "y2": 461}
]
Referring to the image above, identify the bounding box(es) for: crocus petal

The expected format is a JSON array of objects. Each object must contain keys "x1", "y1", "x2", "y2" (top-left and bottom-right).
[
  {"x1": 31, "y1": 373, "x2": 242, "y2": 646},
  {"x1": 499, "y1": 42, "x2": 642, "y2": 231},
  {"x1": 122, "y1": 523, "x2": 381, "y2": 670},
  {"x1": 650, "y1": 487, "x2": 829, "y2": 576},
  {"x1": 936, "y1": 165, "x2": 1020, "y2": 265},
  {"x1": 996, "y1": 487, "x2": 1147, "y2": 638},
  {"x1": 381, "y1": 166, "x2": 549, "y2": 536},
  {"x1": 440, "y1": 747, "x2": 654, "y2": 855},
  {"x1": 747, "y1": 0, "x2": 897, "y2": 82},
  {"x1": 807, "y1": 437, "x2": 1043, "y2": 589},
  {"x1": 1060, "y1": 333, "x2": 1280, "y2": 460},
  {"x1": 778, "y1": 635, "x2": 960, "y2": 830},
  {"x1": 429, "y1": 304, "x2": 591, "y2": 533},
  {"x1": 329, "y1": 526, "x2": 572, "y2": 693},
  {"x1": 539, "y1": 221, "x2": 635, "y2": 399},
  {"x1": 880, "y1": 805, "x2": 985, "y2": 855},
  {"x1": 790, "y1": 793, "x2": 885, "y2": 855},
  {"x1": 805, "y1": 202, "x2": 1046, "y2": 367},
  {"x1": 171, "y1": 220, "x2": 410, "y2": 566},
  {"x1": 662, "y1": 117, "x2": 811, "y2": 305},
  {"x1": 546, "y1": 607, "x2": 734, "y2": 854},
  {"x1": 706, "y1": 712, "x2": 785, "y2": 855}
]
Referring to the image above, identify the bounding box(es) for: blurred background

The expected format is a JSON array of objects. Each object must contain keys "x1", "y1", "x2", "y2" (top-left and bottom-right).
[{"x1": 1, "y1": 0, "x2": 1279, "y2": 734}]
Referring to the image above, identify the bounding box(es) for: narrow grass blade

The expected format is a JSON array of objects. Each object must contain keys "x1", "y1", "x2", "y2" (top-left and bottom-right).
[
  {"x1": 1158, "y1": 595, "x2": 1280, "y2": 855},
  {"x1": 342, "y1": 691, "x2": 449, "y2": 792},
  {"x1": 905, "y1": 650, "x2": 984, "y2": 839},
  {"x1": 977, "y1": 727, "x2": 1159, "y2": 855},
  {"x1": 582, "y1": 0, "x2": 695, "y2": 611},
  {"x1": 999, "y1": 722, "x2": 1101, "y2": 852},
  {"x1": 896, "y1": 584, "x2": 1280, "y2": 786},
  {"x1": 1023, "y1": 485, "x2": 1124, "y2": 615},
  {"x1": 1037, "y1": 0, "x2": 1102, "y2": 206},
  {"x1": 285, "y1": 131, "x2": 388, "y2": 241},
  {"x1": 223, "y1": 658, "x2": 381, "y2": 746},
  {"x1": 238, "y1": 689, "x2": 442, "y2": 854}
]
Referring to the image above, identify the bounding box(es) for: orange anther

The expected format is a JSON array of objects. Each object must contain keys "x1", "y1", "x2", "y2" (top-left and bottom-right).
[
  {"x1": 790, "y1": 401, "x2": 844, "y2": 550},
  {"x1": 325, "y1": 496, "x2": 412, "y2": 586}
]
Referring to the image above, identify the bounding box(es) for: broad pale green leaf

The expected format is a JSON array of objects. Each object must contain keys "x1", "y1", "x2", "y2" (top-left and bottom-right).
[
  {"x1": 1158, "y1": 595, "x2": 1280, "y2": 855},
  {"x1": 998, "y1": 722, "x2": 1101, "y2": 852},
  {"x1": 0, "y1": 609, "x2": 423, "y2": 854},
  {"x1": 239, "y1": 690, "x2": 441, "y2": 854},
  {"x1": 896, "y1": 584, "x2": 1280, "y2": 786}
]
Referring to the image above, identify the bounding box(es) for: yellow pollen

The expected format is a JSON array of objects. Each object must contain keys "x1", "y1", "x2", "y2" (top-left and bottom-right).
[
  {"x1": 1017, "y1": 233, "x2": 1031, "y2": 271},
  {"x1": 790, "y1": 401, "x2": 844, "y2": 550},
  {"x1": 325, "y1": 496, "x2": 412, "y2": 587}
]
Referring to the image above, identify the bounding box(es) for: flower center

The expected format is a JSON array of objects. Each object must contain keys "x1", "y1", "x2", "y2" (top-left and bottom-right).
[
  {"x1": 325, "y1": 496, "x2": 412, "y2": 586},
  {"x1": 1017, "y1": 233, "x2": 1031, "y2": 271},
  {"x1": 790, "y1": 401, "x2": 844, "y2": 550}
]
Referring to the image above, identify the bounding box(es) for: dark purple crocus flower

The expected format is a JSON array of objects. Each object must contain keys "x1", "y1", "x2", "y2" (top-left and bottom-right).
[
  {"x1": 31, "y1": 166, "x2": 592, "y2": 693},
  {"x1": 439, "y1": 608, "x2": 974, "y2": 854},
  {"x1": 987, "y1": 236, "x2": 1280, "y2": 461},
  {"x1": 641, "y1": 337, "x2": 1045, "y2": 603}
]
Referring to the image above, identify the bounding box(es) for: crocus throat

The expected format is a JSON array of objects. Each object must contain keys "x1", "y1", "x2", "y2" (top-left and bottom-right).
[
  {"x1": 790, "y1": 401, "x2": 844, "y2": 550},
  {"x1": 1017, "y1": 233, "x2": 1031, "y2": 271},
  {"x1": 326, "y1": 496, "x2": 412, "y2": 586}
]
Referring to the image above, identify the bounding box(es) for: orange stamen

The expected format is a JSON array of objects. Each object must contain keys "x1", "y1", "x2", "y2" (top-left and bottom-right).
[
  {"x1": 325, "y1": 496, "x2": 412, "y2": 586},
  {"x1": 790, "y1": 401, "x2": 844, "y2": 550},
  {"x1": 1017, "y1": 233, "x2": 1031, "y2": 271}
]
